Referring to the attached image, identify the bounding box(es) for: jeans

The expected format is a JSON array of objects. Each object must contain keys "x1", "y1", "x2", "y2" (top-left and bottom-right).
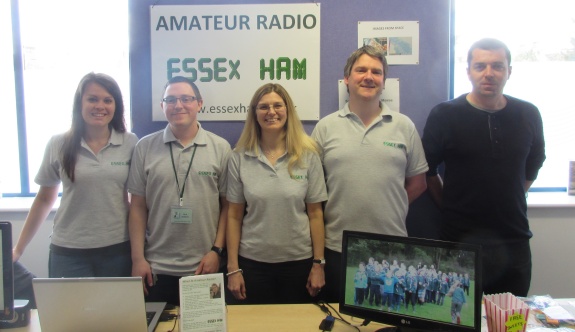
[{"x1": 48, "y1": 242, "x2": 131, "y2": 278}]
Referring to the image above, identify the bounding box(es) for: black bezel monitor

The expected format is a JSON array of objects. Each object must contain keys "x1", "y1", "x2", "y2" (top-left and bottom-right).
[
  {"x1": 339, "y1": 230, "x2": 482, "y2": 332},
  {"x1": 0, "y1": 221, "x2": 14, "y2": 321}
]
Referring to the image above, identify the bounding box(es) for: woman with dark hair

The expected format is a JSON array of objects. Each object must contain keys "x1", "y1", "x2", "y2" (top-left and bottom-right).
[
  {"x1": 226, "y1": 83, "x2": 327, "y2": 304},
  {"x1": 13, "y1": 72, "x2": 138, "y2": 278}
]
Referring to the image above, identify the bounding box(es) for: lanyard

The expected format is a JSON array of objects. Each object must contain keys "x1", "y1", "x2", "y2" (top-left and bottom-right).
[{"x1": 169, "y1": 142, "x2": 198, "y2": 206}]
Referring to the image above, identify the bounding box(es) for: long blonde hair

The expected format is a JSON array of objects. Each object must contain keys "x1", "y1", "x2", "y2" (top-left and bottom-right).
[{"x1": 235, "y1": 83, "x2": 319, "y2": 175}]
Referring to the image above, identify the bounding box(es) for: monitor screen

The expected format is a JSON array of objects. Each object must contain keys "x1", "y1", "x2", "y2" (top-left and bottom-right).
[
  {"x1": 0, "y1": 221, "x2": 14, "y2": 321},
  {"x1": 339, "y1": 230, "x2": 482, "y2": 332}
]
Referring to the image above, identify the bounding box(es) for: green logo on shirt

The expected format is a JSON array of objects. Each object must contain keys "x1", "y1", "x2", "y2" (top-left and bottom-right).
[
  {"x1": 290, "y1": 174, "x2": 308, "y2": 180},
  {"x1": 383, "y1": 142, "x2": 406, "y2": 150},
  {"x1": 111, "y1": 161, "x2": 130, "y2": 166},
  {"x1": 198, "y1": 171, "x2": 217, "y2": 177}
]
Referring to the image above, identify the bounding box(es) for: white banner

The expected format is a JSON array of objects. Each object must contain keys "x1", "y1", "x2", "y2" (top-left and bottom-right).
[{"x1": 150, "y1": 4, "x2": 321, "y2": 121}]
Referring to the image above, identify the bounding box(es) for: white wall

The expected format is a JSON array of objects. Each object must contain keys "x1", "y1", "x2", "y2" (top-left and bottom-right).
[
  {"x1": 1, "y1": 203, "x2": 574, "y2": 298},
  {"x1": 528, "y1": 206, "x2": 575, "y2": 298}
]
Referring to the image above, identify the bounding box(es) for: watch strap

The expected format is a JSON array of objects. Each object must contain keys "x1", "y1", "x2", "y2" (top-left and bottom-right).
[{"x1": 211, "y1": 246, "x2": 225, "y2": 257}]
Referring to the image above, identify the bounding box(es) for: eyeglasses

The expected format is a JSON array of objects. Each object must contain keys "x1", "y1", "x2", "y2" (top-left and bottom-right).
[
  {"x1": 256, "y1": 103, "x2": 286, "y2": 112},
  {"x1": 162, "y1": 95, "x2": 198, "y2": 105}
]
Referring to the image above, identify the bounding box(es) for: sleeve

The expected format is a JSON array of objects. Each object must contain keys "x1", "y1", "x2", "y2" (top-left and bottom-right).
[
  {"x1": 304, "y1": 152, "x2": 328, "y2": 203},
  {"x1": 422, "y1": 106, "x2": 446, "y2": 177},
  {"x1": 310, "y1": 121, "x2": 325, "y2": 162},
  {"x1": 524, "y1": 106, "x2": 546, "y2": 181},
  {"x1": 127, "y1": 139, "x2": 147, "y2": 197},
  {"x1": 34, "y1": 135, "x2": 63, "y2": 187},
  {"x1": 217, "y1": 142, "x2": 232, "y2": 197},
  {"x1": 405, "y1": 120, "x2": 429, "y2": 178},
  {"x1": 225, "y1": 151, "x2": 245, "y2": 204}
]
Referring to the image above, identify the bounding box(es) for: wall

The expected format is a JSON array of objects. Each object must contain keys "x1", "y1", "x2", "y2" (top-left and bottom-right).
[
  {"x1": 129, "y1": 0, "x2": 451, "y2": 140},
  {"x1": 128, "y1": 0, "x2": 451, "y2": 243}
]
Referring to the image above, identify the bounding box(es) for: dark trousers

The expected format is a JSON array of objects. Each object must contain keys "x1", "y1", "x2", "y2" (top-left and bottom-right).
[
  {"x1": 322, "y1": 248, "x2": 341, "y2": 303},
  {"x1": 146, "y1": 274, "x2": 181, "y2": 306},
  {"x1": 481, "y1": 241, "x2": 532, "y2": 296},
  {"x1": 368, "y1": 283, "x2": 381, "y2": 306},
  {"x1": 354, "y1": 287, "x2": 365, "y2": 305},
  {"x1": 14, "y1": 261, "x2": 36, "y2": 308},
  {"x1": 235, "y1": 256, "x2": 313, "y2": 304},
  {"x1": 405, "y1": 290, "x2": 417, "y2": 309}
]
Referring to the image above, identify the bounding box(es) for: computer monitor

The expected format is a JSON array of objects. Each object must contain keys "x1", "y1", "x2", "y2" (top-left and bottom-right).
[
  {"x1": 0, "y1": 221, "x2": 14, "y2": 320},
  {"x1": 339, "y1": 230, "x2": 482, "y2": 332}
]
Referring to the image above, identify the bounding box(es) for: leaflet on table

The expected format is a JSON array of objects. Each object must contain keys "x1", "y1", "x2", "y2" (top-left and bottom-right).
[{"x1": 179, "y1": 273, "x2": 226, "y2": 332}]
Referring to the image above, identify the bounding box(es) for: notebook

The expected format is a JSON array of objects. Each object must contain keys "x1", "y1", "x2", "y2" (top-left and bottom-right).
[{"x1": 32, "y1": 277, "x2": 166, "y2": 332}]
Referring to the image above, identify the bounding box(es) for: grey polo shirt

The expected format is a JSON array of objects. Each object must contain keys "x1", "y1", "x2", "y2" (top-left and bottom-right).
[
  {"x1": 127, "y1": 124, "x2": 230, "y2": 276},
  {"x1": 227, "y1": 148, "x2": 327, "y2": 263},
  {"x1": 312, "y1": 104, "x2": 428, "y2": 252},
  {"x1": 35, "y1": 129, "x2": 138, "y2": 248}
]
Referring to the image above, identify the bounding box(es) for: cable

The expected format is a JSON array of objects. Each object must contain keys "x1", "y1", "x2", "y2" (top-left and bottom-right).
[
  {"x1": 166, "y1": 314, "x2": 179, "y2": 332},
  {"x1": 314, "y1": 301, "x2": 361, "y2": 331}
]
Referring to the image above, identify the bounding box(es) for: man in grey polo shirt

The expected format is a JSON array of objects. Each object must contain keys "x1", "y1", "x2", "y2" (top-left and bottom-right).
[
  {"x1": 311, "y1": 45, "x2": 428, "y2": 302},
  {"x1": 128, "y1": 76, "x2": 231, "y2": 305}
]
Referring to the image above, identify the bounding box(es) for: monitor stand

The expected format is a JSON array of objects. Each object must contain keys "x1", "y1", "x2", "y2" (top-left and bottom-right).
[{"x1": 0, "y1": 299, "x2": 30, "y2": 329}]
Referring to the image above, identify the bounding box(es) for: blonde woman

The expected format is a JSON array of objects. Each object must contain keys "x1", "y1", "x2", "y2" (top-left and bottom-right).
[{"x1": 226, "y1": 83, "x2": 327, "y2": 304}]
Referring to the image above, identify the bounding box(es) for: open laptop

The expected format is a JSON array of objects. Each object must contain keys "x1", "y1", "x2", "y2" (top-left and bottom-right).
[{"x1": 32, "y1": 277, "x2": 166, "y2": 332}]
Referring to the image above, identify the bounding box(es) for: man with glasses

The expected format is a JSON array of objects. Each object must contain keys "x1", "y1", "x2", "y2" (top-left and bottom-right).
[
  {"x1": 311, "y1": 45, "x2": 428, "y2": 302},
  {"x1": 422, "y1": 38, "x2": 546, "y2": 296},
  {"x1": 128, "y1": 76, "x2": 231, "y2": 305}
]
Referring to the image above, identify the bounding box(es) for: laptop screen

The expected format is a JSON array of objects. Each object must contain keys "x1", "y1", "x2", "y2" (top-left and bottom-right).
[{"x1": 32, "y1": 277, "x2": 165, "y2": 332}]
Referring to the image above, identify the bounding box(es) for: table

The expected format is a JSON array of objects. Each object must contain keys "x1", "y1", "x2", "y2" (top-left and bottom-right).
[
  {"x1": 3, "y1": 303, "x2": 387, "y2": 332},
  {"x1": 8, "y1": 300, "x2": 575, "y2": 332}
]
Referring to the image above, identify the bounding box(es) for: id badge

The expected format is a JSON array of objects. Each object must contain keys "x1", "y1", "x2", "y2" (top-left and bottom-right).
[{"x1": 171, "y1": 206, "x2": 193, "y2": 224}]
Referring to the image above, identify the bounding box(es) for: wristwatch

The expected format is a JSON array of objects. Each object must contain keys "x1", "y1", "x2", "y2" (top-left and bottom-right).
[
  {"x1": 211, "y1": 246, "x2": 225, "y2": 257},
  {"x1": 313, "y1": 258, "x2": 326, "y2": 265}
]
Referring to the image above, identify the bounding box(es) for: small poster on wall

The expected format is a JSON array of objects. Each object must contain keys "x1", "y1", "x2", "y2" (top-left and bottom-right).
[{"x1": 358, "y1": 21, "x2": 419, "y2": 65}]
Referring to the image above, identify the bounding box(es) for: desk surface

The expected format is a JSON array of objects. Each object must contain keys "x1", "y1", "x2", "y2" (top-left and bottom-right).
[
  {"x1": 4, "y1": 303, "x2": 386, "y2": 332},
  {"x1": 7, "y1": 300, "x2": 575, "y2": 331}
]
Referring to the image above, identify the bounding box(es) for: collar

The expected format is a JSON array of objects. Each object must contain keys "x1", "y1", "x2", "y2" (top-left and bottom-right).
[
  {"x1": 108, "y1": 128, "x2": 124, "y2": 146},
  {"x1": 162, "y1": 122, "x2": 207, "y2": 147},
  {"x1": 337, "y1": 102, "x2": 394, "y2": 121},
  {"x1": 80, "y1": 128, "x2": 122, "y2": 148}
]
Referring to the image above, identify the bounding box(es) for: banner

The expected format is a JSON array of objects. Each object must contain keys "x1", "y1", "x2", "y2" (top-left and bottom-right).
[{"x1": 150, "y1": 4, "x2": 321, "y2": 121}]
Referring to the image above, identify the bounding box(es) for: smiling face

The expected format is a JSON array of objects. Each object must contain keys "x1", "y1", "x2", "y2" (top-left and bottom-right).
[
  {"x1": 162, "y1": 82, "x2": 203, "y2": 131},
  {"x1": 255, "y1": 92, "x2": 287, "y2": 133},
  {"x1": 344, "y1": 54, "x2": 385, "y2": 102},
  {"x1": 81, "y1": 82, "x2": 116, "y2": 129}
]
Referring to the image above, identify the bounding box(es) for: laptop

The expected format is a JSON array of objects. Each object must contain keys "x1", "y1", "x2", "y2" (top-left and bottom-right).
[{"x1": 32, "y1": 277, "x2": 166, "y2": 332}]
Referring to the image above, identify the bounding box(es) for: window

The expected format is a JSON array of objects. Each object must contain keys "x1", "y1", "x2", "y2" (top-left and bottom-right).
[
  {"x1": 0, "y1": 0, "x2": 19, "y2": 196},
  {"x1": 2, "y1": 0, "x2": 130, "y2": 196},
  {"x1": 453, "y1": 0, "x2": 575, "y2": 189}
]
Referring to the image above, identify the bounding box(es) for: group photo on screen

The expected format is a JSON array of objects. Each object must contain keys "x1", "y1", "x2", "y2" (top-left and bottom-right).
[{"x1": 344, "y1": 237, "x2": 477, "y2": 327}]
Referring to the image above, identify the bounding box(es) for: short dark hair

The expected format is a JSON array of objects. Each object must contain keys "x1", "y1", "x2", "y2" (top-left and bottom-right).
[
  {"x1": 344, "y1": 45, "x2": 389, "y2": 79},
  {"x1": 163, "y1": 76, "x2": 202, "y2": 101},
  {"x1": 467, "y1": 38, "x2": 511, "y2": 67}
]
